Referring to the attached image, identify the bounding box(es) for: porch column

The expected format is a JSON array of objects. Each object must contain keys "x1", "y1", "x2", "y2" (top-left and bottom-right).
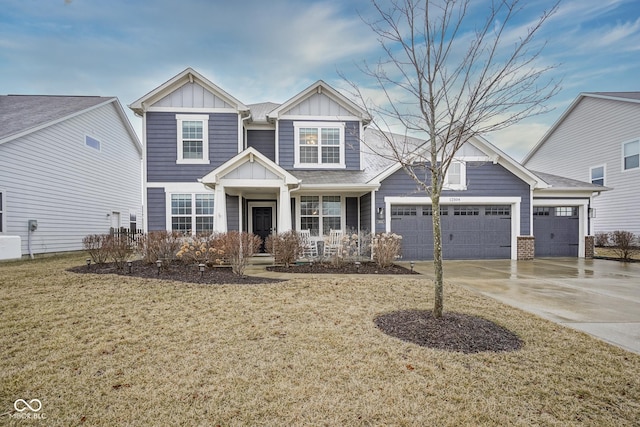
[
  {"x1": 213, "y1": 184, "x2": 227, "y2": 233},
  {"x1": 278, "y1": 185, "x2": 292, "y2": 233}
]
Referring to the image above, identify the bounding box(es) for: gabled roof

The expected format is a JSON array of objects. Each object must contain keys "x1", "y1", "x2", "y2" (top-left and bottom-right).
[
  {"x1": 530, "y1": 170, "x2": 610, "y2": 192},
  {"x1": 266, "y1": 80, "x2": 371, "y2": 123},
  {"x1": 247, "y1": 102, "x2": 281, "y2": 123},
  {"x1": 522, "y1": 91, "x2": 640, "y2": 164},
  {"x1": 366, "y1": 132, "x2": 549, "y2": 189},
  {"x1": 0, "y1": 95, "x2": 142, "y2": 154},
  {"x1": 199, "y1": 147, "x2": 299, "y2": 186},
  {"x1": 128, "y1": 68, "x2": 249, "y2": 115}
]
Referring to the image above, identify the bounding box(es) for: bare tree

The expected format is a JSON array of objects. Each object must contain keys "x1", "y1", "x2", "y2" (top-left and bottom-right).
[{"x1": 345, "y1": 0, "x2": 560, "y2": 317}]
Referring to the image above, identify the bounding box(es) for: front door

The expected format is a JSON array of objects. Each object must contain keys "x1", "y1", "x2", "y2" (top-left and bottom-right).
[{"x1": 252, "y1": 207, "x2": 272, "y2": 253}]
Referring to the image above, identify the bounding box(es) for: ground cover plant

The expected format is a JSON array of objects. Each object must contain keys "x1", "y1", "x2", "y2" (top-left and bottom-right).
[{"x1": 2, "y1": 253, "x2": 640, "y2": 425}]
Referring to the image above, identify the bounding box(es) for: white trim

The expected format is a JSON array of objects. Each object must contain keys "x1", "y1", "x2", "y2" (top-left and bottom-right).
[
  {"x1": 280, "y1": 114, "x2": 363, "y2": 121},
  {"x1": 293, "y1": 121, "x2": 346, "y2": 169},
  {"x1": 275, "y1": 120, "x2": 280, "y2": 164},
  {"x1": 146, "y1": 106, "x2": 238, "y2": 114},
  {"x1": 384, "y1": 196, "x2": 521, "y2": 260},
  {"x1": 443, "y1": 161, "x2": 467, "y2": 191},
  {"x1": 176, "y1": 114, "x2": 210, "y2": 165},
  {"x1": 532, "y1": 198, "x2": 590, "y2": 257},
  {"x1": 0, "y1": 188, "x2": 5, "y2": 234},
  {"x1": 142, "y1": 113, "x2": 149, "y2": 232},
  {"x1": 622, "y1": 138, "x2": 640, "y2": 172},
  {"x1": 165, "y1": 191, "x2": 216, "y2": 235},
  {"x1": 589, "y1": 164, "x2": 606, "y2": 186},
  {"x1": 84, "y1": 134, "x2": 102, "y2": 152},
  {"x1": 295, "y1": 194, "x2": 344, "y2": 237},
  {"x1": 248, "y1": 201, "x2": 277, "y2": 235}
]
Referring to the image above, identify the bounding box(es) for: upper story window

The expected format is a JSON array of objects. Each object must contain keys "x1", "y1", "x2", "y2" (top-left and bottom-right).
[
  {"x1": 590, "y1": 165, "x2": 605, "y2": 186},
  {"x1": 294, "y1": 122, "x2": 345, "y2": 168},
  {"x1": 85, "y1": 135, "x2": 101, "y2": 151},
  {"x1": 176, "y1": 114, "x2": 209, "y2": 164},
  {"x1": 623, "y1": 139, "x2": 639, "y2": 171},
  {"x1": 444, "y1": 161, "x2": 466, "y2": 190}
]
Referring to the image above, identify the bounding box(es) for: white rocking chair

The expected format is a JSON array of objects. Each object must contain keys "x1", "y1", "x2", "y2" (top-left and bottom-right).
[
  {"x1": 298, "y1": 229, "x2": 318, "y2": 259},
  {"x1": 323, "y1": 229, "x2": 343, "y2": 258}
]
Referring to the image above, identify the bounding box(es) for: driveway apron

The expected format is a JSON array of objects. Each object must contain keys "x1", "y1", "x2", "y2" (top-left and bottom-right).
[{"x1": 412, "y1": 258, "x2": 640, "y2": 354}]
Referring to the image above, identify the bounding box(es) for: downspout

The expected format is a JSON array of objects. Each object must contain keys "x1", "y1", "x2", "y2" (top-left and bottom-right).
[
  {"x1": 241, "y1": 113, "x2": 252, "y2": 150},
  {"x1": 28, "y1": 229, "x2": 34, "y2": 259}
]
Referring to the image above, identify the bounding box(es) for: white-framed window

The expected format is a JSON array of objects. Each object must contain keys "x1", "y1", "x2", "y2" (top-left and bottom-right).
[
  {"x1": 623, "y1": 139, "x2": 639, "y2": 171},
  {"x1": 294, "y1": 122, "x2": 345, "y2": 168},
  {"x1": 85, "y1": 135, "x2": 101, "y2": 151},
  {"x1": 176, "y1": 114, "x2": 209, "y2": 164},
  {"x1": 0, "y1": 190, "x2": 4, "y2": 233},
  {"x1": 590, "y1": 165, "x2": 605, "y2": 186},
  {"x1": 170, "y1": 193, "x2": 214, "y2": 235},
  {"x1": 299, "y1": 195, "x2": 342, "y2": 236},
  {"x1": 444, "y1": 161, "x2": 466, "y2": 190}
]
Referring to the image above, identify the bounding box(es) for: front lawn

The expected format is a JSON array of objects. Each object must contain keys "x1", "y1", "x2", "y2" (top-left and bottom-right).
[{"x1": 1, "y1": 253, "x2": 639, "y2": 425}]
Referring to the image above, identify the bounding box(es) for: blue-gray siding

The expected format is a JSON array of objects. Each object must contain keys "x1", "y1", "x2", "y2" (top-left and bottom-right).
[
  {"x1": 226, "y1": 195, "x2": 239, "y2": 231},
  {"x1": 147, "y1": 187, "x2": 166, "y2": 231},
  {"x1": 247, "y1": 130, "x2": 276, "y2": 162},
  {"x1": 346, "y1": 197, "x2": 358, "y2": 231},
  {"x1": 376, "y1": 162, "x2": 531, "y2": 234},
  {"x1": 146, "y1": 111, "x2": 239, "y2": 182},
  {"x1": 359, "y1": 193, "x2": 372, "y2": 232},
  {"x1": 278, "y1": 120, "x2": 361, "y2": 170}
]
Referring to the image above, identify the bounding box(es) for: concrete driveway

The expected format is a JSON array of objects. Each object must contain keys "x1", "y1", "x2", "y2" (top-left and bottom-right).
[{"x1": 412, "y1": 258, "x2": 640, "y2": 354}]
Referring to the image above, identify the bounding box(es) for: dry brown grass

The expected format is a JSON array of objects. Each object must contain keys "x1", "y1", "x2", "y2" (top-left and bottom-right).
[
  {"x1": 595, "y1": 246, "x2": 640, "y2": 261},
  {"x1": 1, "y1": 253, "x2": 639, "y2": 426}
]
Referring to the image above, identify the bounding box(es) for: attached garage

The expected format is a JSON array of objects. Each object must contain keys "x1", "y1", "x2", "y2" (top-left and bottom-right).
[
  {"x1": 533, "y1": 206, "x2": 580, "y2": 257},
  {"x1": 390, "y1": 204, "x2": 512, "y2": 260}
]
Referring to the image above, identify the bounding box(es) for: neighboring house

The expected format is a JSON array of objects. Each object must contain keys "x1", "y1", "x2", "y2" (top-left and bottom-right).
[
  {"x1": 523, "y1": 92, "x2": 640, "y2": 236},
  {"x1": 0, "y1": 95, "x2": 143, "y2": 260},
  {"x1": 129, "y1": 68, "x2": 603, "y2": 260}
]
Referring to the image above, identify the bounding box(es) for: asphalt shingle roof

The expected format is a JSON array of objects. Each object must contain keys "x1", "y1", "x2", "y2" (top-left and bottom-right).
[{"x1": 0, "y1": 95, "x2": 113, "y2": 141}]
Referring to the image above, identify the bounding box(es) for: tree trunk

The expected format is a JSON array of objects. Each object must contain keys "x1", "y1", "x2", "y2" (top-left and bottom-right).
[{"x1": 431, "y1": 180, "x2": 443, "y2": 318}]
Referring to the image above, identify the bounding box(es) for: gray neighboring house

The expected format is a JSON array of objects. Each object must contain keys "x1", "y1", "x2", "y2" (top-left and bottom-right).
[
  {"x1": 0, "y1": 95, "x2": 143, "y2": 260},
  {"x1": 524, "y1": 92, "x2": 640, "y2": 236},
  {"x1": 129, "y1": 68, "x2": 603, "y2": 260}
]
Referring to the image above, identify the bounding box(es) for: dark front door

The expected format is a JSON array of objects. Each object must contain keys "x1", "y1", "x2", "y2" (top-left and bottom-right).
[{"x1": 252, "y1": 207, "x2": 272, "y2": 253}]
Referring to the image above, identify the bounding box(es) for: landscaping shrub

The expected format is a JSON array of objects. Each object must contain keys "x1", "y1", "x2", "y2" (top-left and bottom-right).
[
  {"x1": 340, "y1": 229, "x2": 372, "y2": 261},
  {"x1": 104, "y1": 235, "x2": 133, "y2": 270},
  {"x1": 220, "y1": 231, "x2": 262, "y2": 276},
  {"x1": 176, "y1": 234, "x2": 226, "y2": 266},
  {"x1": 595, "y1": 232, "x2": 610, "y2": 247},
  {"x1": 82, "y1": 234, "x2": 110, "y2": 265},
  {"x1": 265, "y1": 231, "x2": 302, "y2": 267},
  {"x1": 136, "y1": 231, "x2": 182, "y2": 265},
  {"x1": 372, "y1": 232, "x2": 402, "y2": 268},
  {"x1": 609, "y1": 230, "x2": 639, "y2": 261}
]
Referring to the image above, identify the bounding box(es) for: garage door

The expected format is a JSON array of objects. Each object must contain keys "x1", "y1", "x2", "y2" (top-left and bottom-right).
[
  {"x1": 390, "y1": 205, "x2": 512, "y2": 260},
  {"x1": 533, "y1": 206, "x2": 579, "y2": 257}
]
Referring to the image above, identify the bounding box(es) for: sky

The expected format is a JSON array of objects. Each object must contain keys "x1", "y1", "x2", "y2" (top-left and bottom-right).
[{"x1": 1, "y1": 0, "x2": 639, "y2": 161}]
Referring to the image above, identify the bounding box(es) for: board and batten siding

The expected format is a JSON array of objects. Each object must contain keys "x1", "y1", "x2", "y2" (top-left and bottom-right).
[
  {"x1": 525, "y1": 97, "x2": 640, "y2": 234},
  {"x1": 146, "y1": 111, "x2": 239, "y2": 182},
  {"x1": 277, "y1": 120, "x2": 361, "y2": 170},
  {"x1": 375, "y1": 162, "x2": 531, "y2": 234},
  {"x1": 0, "y1": 102, "x2": 142, "y2": 255},
  {"x1": 247, "y1": 130, "x2": 276, "y2": 162}
]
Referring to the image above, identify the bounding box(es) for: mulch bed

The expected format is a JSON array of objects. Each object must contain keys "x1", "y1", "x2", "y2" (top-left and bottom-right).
[
  {"x1": 374, "y1": 310, "x2": 523, "y2": 354},
  {"x1": 267, "y1": 262, "x2": 418, "y2": 275},
  {"x1": 68, "y1": 260, "x2": 284, "y2": 285}
]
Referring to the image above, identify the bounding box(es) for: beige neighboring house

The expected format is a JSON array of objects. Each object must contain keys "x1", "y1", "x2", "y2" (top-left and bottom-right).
[{"x1": 523, "y1": 92, "x2": 640, "y2": 236}]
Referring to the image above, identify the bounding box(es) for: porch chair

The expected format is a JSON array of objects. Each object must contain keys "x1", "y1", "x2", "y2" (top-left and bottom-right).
[
  {"x1": 323, "y1": 229, "x2": 343, "y2": 258},
  {"x1": 298, "y1": 229, "x2": 318, "y2": 259}
]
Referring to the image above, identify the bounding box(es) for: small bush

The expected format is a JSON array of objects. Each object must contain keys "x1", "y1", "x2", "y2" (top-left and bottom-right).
[
  {"x1": 372, "y1": 232, "x2": 402, "y2": 268},
  {"x1": 82, "y1": 234, "x2": 110, "y2": 264},
  {"x1": 136, "y1": 231, "x2": 182, "y2": 265},
  {"x1": 104, "y1": 235, "x2": 133, "y2": 270},
  {"x1": 609, "y1": 230, "x2": 639, "y2": 261},
  {"x1": 176, "y1": 234, "x2": 226, "y2": 266},
  {"x1": 266, "y1": 231, "x2": 302, "y2": 267},
  {"x1": 339, "y1": 229, "x2": 372, "y2": 261},
  {"x1": 220, "y1": 231, "x2": 262, "y2": 276},
  {"x1": 595, "y1": 232, "x2": 610, "y2": 247}
]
